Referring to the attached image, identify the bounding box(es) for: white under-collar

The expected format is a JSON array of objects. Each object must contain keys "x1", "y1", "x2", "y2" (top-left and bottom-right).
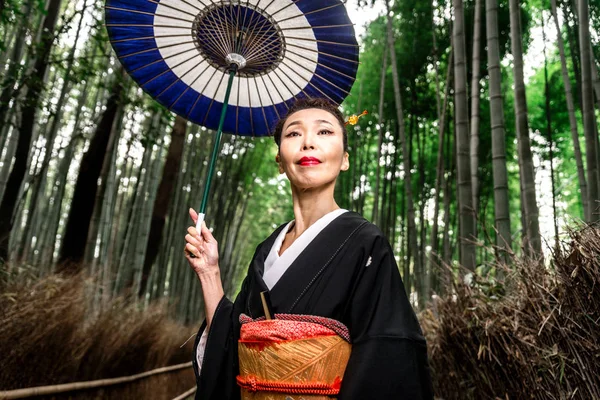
[{"x1": 262, "y1": 209, "x2": 348, "y2": 290}]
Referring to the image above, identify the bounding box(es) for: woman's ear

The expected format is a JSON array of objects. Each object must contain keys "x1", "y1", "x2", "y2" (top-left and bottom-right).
[
  {"x1": 341, "y1": 152, "x2": 350, "y2": 172},
  {"x1": 275, "y1": 154, "x2": 284, "y2": 174}
]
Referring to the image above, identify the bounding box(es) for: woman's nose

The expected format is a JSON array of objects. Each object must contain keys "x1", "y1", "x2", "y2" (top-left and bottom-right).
[{"x1": 302, "y1": 133, "x2": 315, "y2": 150}]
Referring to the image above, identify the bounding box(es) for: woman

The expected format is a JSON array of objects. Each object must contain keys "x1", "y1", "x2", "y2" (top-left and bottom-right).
[{"x1": 185, "y1": 98, "x2": 433, "y2": 399}]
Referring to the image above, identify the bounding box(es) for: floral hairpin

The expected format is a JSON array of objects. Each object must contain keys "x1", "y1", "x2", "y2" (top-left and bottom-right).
[{"x1": 345, "y1": 110, "x2": 368, "y2": 126}]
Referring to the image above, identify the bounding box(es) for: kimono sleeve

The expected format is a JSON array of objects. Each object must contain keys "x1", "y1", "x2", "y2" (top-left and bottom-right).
[
  {"x1": 193, "y1": 273, "x2": 252, "y2": 400},
  {"x1": 338, "y1": 233, "x2": 433, "y2": 400}
]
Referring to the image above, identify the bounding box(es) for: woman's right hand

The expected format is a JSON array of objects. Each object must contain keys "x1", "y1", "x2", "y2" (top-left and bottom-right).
[{"x1": 184, "y1": 208, "x2": 220, "y2": 278}]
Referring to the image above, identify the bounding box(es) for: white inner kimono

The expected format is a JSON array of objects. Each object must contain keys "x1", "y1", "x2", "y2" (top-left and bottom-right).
[{"x1": 196, "y1": 209, "x2": 348, "y2": 370}]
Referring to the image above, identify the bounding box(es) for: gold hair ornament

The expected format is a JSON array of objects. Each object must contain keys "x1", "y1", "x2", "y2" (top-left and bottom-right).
[{"x1": 345, "y1": 110, "x2": 368, "y2": 126}]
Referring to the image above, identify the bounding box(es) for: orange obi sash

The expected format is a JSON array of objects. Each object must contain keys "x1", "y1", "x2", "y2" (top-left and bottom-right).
[{"x1": 237, "y1": 314, "x2": 352, "y2": 400}]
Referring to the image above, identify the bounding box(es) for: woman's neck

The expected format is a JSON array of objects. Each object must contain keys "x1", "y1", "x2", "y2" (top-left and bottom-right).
[{"x1": 289, "y1": 184, "x2": 340, "y2": 236}]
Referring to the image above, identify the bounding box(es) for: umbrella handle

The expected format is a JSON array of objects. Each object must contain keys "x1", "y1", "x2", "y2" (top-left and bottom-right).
[{"x1": 195, "y1": 213, "x2": 206, "y2": 232}]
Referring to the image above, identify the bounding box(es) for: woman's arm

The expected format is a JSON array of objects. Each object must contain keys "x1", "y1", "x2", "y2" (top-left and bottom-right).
[{"x1": 184, "y1": 208, "x2": 224, "y2": 328}]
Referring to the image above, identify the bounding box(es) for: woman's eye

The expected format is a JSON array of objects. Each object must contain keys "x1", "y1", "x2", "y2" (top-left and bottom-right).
[
  {"x1": 319, "y1": 130, "x2": 334, "y2": 135},
  {"x1": 286, "y1": 131, "x2": 299, "y2": 137}
]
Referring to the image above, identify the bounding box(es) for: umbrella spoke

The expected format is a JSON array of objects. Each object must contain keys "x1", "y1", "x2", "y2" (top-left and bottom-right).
[
  {"x1": 280, "y1": 23, "x2": 355, "y2": 31},
  {"x1": 202, "y1": 71, "x2": 227, "y2": 125},
  {"x1": 258, "y1": 74, "x2": 281, "y2": 117},
  {"x1": 275, "y1": 3, "x2": 343, "y2": 24},
  {"x1": 130, "y1": 45, "x2": 197, "y2": 73},
  {"x1": 286, "y1": 42, "x2": 359, "y2": 64},
  {"x1": 106, "y1": 6, "x2": 195, "y2": 24},
  {"x1": 286, "y1": 47, "x2": 356, "y2": 80},
  {"x1": 169, "y1": 61, "x2": 212, "y2": 108},
  {"x1": 145, "y1": 0, "x2": 197, "y2": 18}
]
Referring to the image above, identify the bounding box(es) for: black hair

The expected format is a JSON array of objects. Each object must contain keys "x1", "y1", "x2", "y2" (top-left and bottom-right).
[{"x1": 272, "y1": 98, "x2": 348, "y2": 152}]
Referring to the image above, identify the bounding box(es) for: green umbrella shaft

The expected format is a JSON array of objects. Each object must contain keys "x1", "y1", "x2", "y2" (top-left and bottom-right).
[{"x1": 199, "y1": 68, "x2": 237, "y2": 216}]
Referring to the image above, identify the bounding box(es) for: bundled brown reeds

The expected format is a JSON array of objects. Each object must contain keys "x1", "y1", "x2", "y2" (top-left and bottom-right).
[
  {"x1": 422, "y1": 227, "x2": 600, "y2": 400},
  {"x1": 0, "y1": 274, "x2": 196, "y2": 399}
]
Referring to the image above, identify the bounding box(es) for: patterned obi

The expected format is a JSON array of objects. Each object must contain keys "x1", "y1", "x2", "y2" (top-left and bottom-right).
[{"x1": 237, "y1": 314, "x2": 352, "y2": 400}]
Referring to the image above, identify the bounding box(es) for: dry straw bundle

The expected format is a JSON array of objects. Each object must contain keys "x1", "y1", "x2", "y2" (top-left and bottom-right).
[
  {"x1": 422, "y1": 227, "x2": 600, "y2": 399},
  {"x1": 0, "y1": 274, "x2": 195, "y2": 399}
]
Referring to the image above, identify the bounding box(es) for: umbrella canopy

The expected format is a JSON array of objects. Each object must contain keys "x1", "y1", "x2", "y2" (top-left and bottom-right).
[{"x1": 105, "y1": 0, "x2": 359, "y2": 136}]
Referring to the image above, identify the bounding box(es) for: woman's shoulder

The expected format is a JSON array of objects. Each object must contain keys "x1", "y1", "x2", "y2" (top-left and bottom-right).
[{"x1": 338, "y1": 211, "x2": 387, "y2": 241}]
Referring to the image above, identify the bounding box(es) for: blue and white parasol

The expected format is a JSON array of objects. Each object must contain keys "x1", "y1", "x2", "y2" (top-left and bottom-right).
[{"x1": 105, "y1": 0, "x2": 359, "y2": 225}]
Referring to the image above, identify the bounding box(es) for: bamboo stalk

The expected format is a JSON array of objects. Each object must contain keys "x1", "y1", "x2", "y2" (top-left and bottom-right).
[
  {"x1": 171, "y1": 386, "x2": 197, "y2": 400},
  {"x1": 0, "y1": 362, "x2": 192, "y2": 399}
]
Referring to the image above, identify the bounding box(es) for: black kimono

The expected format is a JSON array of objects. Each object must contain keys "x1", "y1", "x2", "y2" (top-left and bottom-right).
[{"x1": 192, "y1": 211, "x2": 433, "y2": 399}]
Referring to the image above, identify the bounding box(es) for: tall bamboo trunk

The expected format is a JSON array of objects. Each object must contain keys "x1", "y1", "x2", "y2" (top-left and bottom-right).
[
  {"x1": 57, "y1": 68, "x2": 127, "y2": 270},
  {"x1": 138, "y1": 116, "x2": 187, "y2": 297},
  {"x1": 0, "y1": 0, "x2": 62, "y2": 261},
  {"x1": 428, "y1": 51, "x2": 452, "y2": 293},
  {"x1": 386, "y1": 4, "x2": 423, "y2": 304},
  {"x1": 578, "y1": 0, "x2": 600, "y2": 221},
  {"x1": 508, "y1": 0, "x2": 542, "y2": 256},
  {"x1": 14, "y1": 0, "x2": 88, "y2": 263},
  {"x1": 470, "y1": 0, "x2": 483, "y2": 217},
  {"x1": 550, "y1": 0, "x2": 589, "y2": 221},
  {"x1": 372, "y1": 43, "x2": 388, "y2": 225},
  {"x1": 452, "y1": 0, "x2": 477, "y2": 271},
  {"x1": 541, "y1": 15, "x2": 560, "y2": 249},
  {"x1": 486, "y1": 0, "x2": 513, "y2": 264}
]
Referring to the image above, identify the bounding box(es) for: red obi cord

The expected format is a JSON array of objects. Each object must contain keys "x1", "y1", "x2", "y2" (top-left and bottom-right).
[{"x1": 236, "y1": 375, "x2": 343, "y2": 395}]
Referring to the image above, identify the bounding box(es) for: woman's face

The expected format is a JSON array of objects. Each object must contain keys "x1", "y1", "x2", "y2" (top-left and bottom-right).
[{"x1": 277, "y1": 108, "x2": 349, "y2": 190}]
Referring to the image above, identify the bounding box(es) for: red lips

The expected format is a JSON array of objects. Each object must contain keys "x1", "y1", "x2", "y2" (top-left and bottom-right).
[{"x1": 298, "y1": 156, "x2": 321, "y2": 166}]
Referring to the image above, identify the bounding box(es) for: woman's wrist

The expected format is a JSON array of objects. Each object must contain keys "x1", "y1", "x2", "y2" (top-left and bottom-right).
[{"x1": 197, "y1": 268, "x2": 224, "y2": 292}]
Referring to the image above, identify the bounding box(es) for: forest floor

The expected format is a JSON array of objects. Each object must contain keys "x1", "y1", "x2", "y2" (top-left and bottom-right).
[{"x1": 2, "y1": 226, "x2": 600, "y2": 399}]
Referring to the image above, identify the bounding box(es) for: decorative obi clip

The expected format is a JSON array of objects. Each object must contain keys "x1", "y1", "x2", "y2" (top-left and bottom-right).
[{"x1": 237, "y1": 314, "x2": 352, "y2": 400}]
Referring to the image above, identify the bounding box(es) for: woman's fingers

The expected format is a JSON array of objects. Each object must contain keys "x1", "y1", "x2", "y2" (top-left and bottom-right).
[
  {"x1": 185, "y1": 233, "x2": 202, "y2": 248},
  {"x1": 185, "y1": 243, "x2": 201, "y2": 258},
  {"x1": 189, "y1": 208, "x2": 198, "y2": 224}
]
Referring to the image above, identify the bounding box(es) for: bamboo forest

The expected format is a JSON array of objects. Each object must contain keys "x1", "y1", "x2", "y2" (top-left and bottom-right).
[{"x1": 2, "y1": 0, "x2": 600, "y2": 397}]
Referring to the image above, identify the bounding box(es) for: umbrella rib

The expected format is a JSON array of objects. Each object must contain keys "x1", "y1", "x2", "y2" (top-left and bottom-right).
[
  {"x1": 240, "y1": 2, "x2": 273, "y2": 56},
  {"x1": 200, "y1": 14, "x2": 231, "y2": 58},
  {"x1": 275, "y1": 3, "x2": 343, "y2": 24},
  {"x1": 156, "y1": 56, "x2": 202, "y2": 98},
  {"x1": 168, "y1": 61, "x2": 212, "y2": 109},
  {"x1": 201, "y1": 70, "x2": 227, "y2": 126},
  {"x1": 280, "y1": 57, "x2": 350, "y2": 97},
  {"x1": 280, "y1": 23, "x2": 355, "y2": 31},
  {"x1": 285, "y1": 36, "x2": 359, "y2": 47},
  {"x1": 242, "y1": 26, "x2": 282, "y2": 62},
  {"x1": 119, "y1": 39, "x2": 195, "y2": 59},
  {"x1": 259, "y1": 74, "x2": 281, "y2": 119},
  {"x1": 252, "y1": 76, "x2": 270, "y2": 133},
  {"x1": 107, "y1": 23, "x2": 195, "y2": 29},
  {"x1": 286, "y1": 42, "x2": 359, "y2": 64},
  {"x1": 169, "y1": 0, "x2": 203, "y2": 14},
  {"x1": 264, "y1": 72, "x2": 289, "y2": 109},
  {"x1": 139, "y1": 51, "x2": 202, "y2": 87},
  {"x1": 112, "y1": 34, "x2": 190, "y2": 43},
  {"x1": 205, "y1": 4, "x2": 233, "y2": 55},
  {"x1": 144, "y1": 0, "x2": 197, "y2": 18},
  {"x1": 196, "y1": 35, "x2": 231, "y2": 64},
  {"x1": 285, "y1": 47, "x2": 355, "y2": 80},
  {"x1": 129, "y1": 45, "x2": 198, "y2": 74},
  {"x1": 106, "y1": 6, "x2": 194, "y2": 24},
  {"x1": 272, "y1": 63, "x2": 311, "y2": 101},
  {"x1": 243, "y1": 40, "x2": 280, "y2": 65},
  {"x1": 224, "y1": 4, "x2": 236, "y2": 58},
  {"x1": 236, "y1": 75, "x2": 240, "y2": 133},
  {"x1": 247, "y1": 77, "x2": 255, "y2": 136},
  {"x1": 185, "y1": 65, "x2": 219, "y2": 120},
  {"x1": 269, "y1": 1, "x2": 297, "y2": 19},
  {"x1": 278, "y1": 60, "x2": 338, "y2": 104}
]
